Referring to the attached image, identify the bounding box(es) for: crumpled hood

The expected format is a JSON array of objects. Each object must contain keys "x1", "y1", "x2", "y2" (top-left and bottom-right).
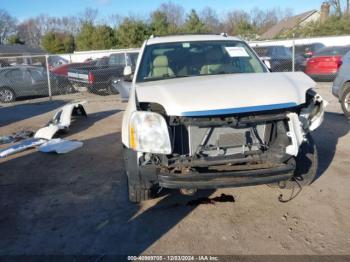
[{"x1": 135, "y1": 72, "x2": 316, "y2": 116}]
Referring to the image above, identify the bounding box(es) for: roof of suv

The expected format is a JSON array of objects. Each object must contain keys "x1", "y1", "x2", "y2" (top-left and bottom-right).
[{"x1": 146, "y1": 34, "x2": 242, "y2": 45}]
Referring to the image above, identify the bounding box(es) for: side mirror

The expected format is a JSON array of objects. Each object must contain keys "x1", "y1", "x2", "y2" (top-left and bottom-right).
[
  {"x1": 123, "y1": 66, "x2": 133, "y2": 82},
  {"x1": 112, "y1": 78, "x2": 131, "y2": 102},
  {"x1": 262, "y1": 58, "x2": 271, "y2": 71}
]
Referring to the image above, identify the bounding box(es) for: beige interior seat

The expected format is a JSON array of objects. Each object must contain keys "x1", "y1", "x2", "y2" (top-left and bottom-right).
[
  {"x1": 149, "y1": 55, "x2": 174, "y2": 78},
  {"x1": 200, "y1": 48, "x2": 225, "y2": 75}
]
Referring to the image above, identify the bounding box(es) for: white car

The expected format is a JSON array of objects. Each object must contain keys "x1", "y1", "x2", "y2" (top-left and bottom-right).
[
  {"x1": 121, "y1": 34, "x2": 326, "y2": 203},
  {"x1": 332, "y1": 50, "x2": 350, "y2": 118}
]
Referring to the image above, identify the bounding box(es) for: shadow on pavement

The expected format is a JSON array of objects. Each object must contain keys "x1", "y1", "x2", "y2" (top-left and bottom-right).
[
  {"x1": 4, "y1": 110, "x2": 346, "y2": 255},
  {"x1": 0, "y1": 123, "x2": 219, "y2": 255},
  {"x1": 313, "y1": 112, "x2": 350, "y2": 181},
  {"x1": 0, "y1": 100, "x2": 67, "y2": 127}
]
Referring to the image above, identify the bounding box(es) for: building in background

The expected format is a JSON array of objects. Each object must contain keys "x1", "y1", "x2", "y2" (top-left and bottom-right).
[
  {"x1": 0, "y1": 44, "x2": 45, "y2": 66},
  {"x1": 260, "y1": 10, "x2": 321, "y2": 39}
]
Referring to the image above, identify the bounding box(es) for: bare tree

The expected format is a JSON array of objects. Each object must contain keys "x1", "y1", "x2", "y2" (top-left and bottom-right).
[
  {"x1": 0, "y1": 9, "x2": 17, "y2": 44},
  {"x1": 79, "y1": 8, "x2": 99, "y2": 25},
  {"x1": 17, "y1": 19, "x2": 41, "y2": 47},
  {"x1": 223, "y1": 10, "x2": 251, "y2": 35},
  {"x1": 61, "y1": 16, "x2": 80, "y2": 36},
  {"x1": 108, "y1": 14, "x2": 123, "y2": 29},
  {"x1": 158, "y1": 1, "x2": 184, "y2": 33},
  {"x1": 200, "y1": 7, "x2": 220, "y2": 33},
  {"x1": 328, "y1": 0, "x2": 342, "y2": 16}
]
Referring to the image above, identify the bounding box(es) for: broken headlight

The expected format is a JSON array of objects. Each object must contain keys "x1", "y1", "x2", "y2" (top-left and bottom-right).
[
  {"x1": 299, "y1": 89, "x2": 327, "y2": 132},
  {"x1": 129, "y1": 111, "x2": 172, "y2": 154}
]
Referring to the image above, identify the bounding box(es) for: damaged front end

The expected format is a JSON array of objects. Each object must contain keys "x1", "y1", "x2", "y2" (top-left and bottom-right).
[{"x1": 131, "y1": 90, "x2": 326, "y2": 190}]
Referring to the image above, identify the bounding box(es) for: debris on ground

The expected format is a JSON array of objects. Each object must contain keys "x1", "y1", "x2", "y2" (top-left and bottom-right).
[
  {"x1": 0, "y1": 138, "x2": 46, "y2": 158},
  {"x1": 1, "y1": 101, "x2": 87, "y2": 158},
  {"x1": 0, "y1": 130, "x2": 34, "y2": 144},
  {"x1": 38, "y1": 139, "x2": 83, "y2": 154},
  {"x1": 34, "y1": 101, "x2": 87, "y2": 140},
  {"x1": 187, "y1": 193, "x2": 235, "y2": 206}
]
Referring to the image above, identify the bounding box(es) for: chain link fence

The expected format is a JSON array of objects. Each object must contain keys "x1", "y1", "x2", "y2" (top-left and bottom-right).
[
  {"x1": 250, "y1": 40, "x2": 348, "y2": 82},
  {"x1": 0, "y1": 49, "x2": 139, "y2": 103},
  {"x1": 1, "y1": 39, "x2": 348, "y2": 104}
]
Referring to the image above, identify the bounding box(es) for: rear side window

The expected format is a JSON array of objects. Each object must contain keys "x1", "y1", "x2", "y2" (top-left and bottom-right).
[
  {"x1": 315, "y1": 47, "x2": 350, "y2": 57},
  {"x1": 109, "y1": 54, "x2": 125, "y2": 66},
  {"x1": 29, "y1": 68, "x2": 44, "y2": 81},
  {"x1": 126, "y1": 52, "x2": 139, "y2": 66},
  {"x1": 253, "y1": 47, "x2": 268, "y2": 57}
]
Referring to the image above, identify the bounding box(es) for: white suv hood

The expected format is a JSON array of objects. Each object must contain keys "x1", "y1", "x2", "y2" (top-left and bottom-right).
[{"x1": 135, "y1": 72, "x2": 316, "y2": 116}]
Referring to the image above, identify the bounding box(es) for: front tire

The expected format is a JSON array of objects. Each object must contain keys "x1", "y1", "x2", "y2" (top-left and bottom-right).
[
  {"x1": 279, "y1": 134, "x2": 318, "y2": 189},
  {"x1": 340, "y1": 85, "x2": 350, "y2": 119},
  {"x1": 123, "y1": 147, "x2": 158, "y2": 203},
  {"x1": 0, "y1": 87, "x2": 15, "y2": 103}
]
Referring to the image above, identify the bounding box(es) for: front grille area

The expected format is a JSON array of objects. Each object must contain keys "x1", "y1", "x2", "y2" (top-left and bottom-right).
[{"x1": 188, "y1": 125, "x2": 266, "y2": 156}]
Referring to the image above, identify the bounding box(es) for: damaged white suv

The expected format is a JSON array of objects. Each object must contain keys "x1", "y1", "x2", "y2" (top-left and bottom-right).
[{"x1": 121, "y1": 34, "x2": 326, "y2": 203}]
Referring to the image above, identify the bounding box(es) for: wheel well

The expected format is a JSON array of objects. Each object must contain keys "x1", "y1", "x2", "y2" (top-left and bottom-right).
[
  {"x1": 0, "y1": 86, "x2": 16, "y2": 97},
  {"x1": 340, "y1": 81, "x2": 350, "y2": 100}
]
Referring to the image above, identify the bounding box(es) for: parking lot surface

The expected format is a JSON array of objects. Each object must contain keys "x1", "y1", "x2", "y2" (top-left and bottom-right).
[{"x1": 0, "y1": 82, "x2": 350, "y2": 255}]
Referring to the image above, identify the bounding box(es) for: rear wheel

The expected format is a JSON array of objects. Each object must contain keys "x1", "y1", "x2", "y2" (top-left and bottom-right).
[
  {"x1": 107, "y1": 79, "x2": 119, "y2": 95},
  {"x1": 0, "y1": 87, "x2": 15, "y2": 103},
  {"x1": 341, "y1": 85, "x2": 350, "y2": 119}
]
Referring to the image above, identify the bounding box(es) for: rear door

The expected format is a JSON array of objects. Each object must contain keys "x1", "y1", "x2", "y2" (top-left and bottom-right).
[{"x1": 27, "y1": 67, "x2": 49, "y2": 95}]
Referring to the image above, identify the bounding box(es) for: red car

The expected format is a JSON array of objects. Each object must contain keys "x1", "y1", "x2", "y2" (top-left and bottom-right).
[
  {"x1": 305, "y1": 46, "x2": 350, "y2": 81},
  {"x1": 51, "y1": 62, "x2": 90, "y2": 77}
]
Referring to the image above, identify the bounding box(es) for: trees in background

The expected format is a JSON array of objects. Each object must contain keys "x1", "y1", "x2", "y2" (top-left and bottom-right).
[
  {"x1": 115, "y1": 18, "x2": 149, "y2": 48},
  {"x1": 183, "y1": 9, "x2": 207, "y2": 33},
  {"x1": 0, "y1": 9, "x2": 16, "y2": 44},
  {"x1": 10, "y1": 2, "x2": 350, "y2": 53},
  {"x1": 150, "y1": 11, "x2": 169, "y2": 36},
  {"x1": 42, "y1": 31, "x2": 74, "y2": 53}
]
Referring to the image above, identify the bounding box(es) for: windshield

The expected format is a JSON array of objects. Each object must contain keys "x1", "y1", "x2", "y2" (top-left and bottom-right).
[{"x1": 136, "y1": 40, "x2": 266, "y2": 82}]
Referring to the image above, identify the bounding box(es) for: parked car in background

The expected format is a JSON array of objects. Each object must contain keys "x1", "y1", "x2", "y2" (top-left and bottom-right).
[
  {"x1": 305, "y1": 46, "x2": 350, "y2": 81},
  {"x1": 68, "y1": 51, "x2": 139, "y2": 94},
  {"x1": 0, "y1": 59, "x2": 10, "y2": 68},
  {"x1": 48, "y1": 56, "x2": 69, "y2": 69},
  {"x1": 332, "y1": 50, "x2": 350, "y2": 118},
  {"x1": 0, "y1": 66, "x2": 73, "y2": 103},
  {"x1": 252, "y1": 45, "x2": 293, "y2": 72},
  {"x1": 294, "y1": 43, "x2": 325, "y2": 71}
]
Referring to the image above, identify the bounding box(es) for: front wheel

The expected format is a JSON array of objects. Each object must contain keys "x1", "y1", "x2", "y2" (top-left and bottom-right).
[
  {"x1": 279, "y1": 134, "x2": 318, "y2": 189},
  {"x1": 341, "y1": 85, "x2": 350, "y2": 119},
  {"x1": 0, "y1": 87, "x2": 15, "y2": 103},
  {"x1": 123, "y1": 147, "x2": 158, "y2": 203}
]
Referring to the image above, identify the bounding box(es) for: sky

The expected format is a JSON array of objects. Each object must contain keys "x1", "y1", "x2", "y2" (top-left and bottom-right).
[{"x1": 0, "y1": 0, "x2": 325, "y2": 21}]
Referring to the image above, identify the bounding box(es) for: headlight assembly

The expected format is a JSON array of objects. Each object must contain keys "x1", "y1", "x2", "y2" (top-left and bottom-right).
[
  {"x1": 129, "y1": 111, "x2": 172, "y2": 154},
  {"x1": 299, "y1": 89, "x2": 328, "y2": 132}
]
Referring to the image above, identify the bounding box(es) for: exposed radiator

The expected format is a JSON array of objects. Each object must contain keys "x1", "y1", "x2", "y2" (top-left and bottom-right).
[{"x1": 188, "y1": 125, "x2": 266, "y2": 156}]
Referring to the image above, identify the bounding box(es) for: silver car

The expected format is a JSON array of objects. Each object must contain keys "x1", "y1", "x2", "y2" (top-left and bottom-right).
[
  {"x1": 332, "y1": 50, "x2": 350, "y2": 118},
  {"x1": 0, "y1": 65, "x2": 72, "y2": 103}
]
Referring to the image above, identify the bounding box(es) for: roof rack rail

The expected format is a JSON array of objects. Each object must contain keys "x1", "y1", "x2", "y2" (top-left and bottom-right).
[{"x1": 149, "y1": 32, "x2": 229, "y2": 38}]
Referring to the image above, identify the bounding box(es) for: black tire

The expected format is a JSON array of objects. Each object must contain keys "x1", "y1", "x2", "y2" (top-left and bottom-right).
[
  {"x1": 340, "y1": 85, "x2": 350, "y2": 119},
  {"x1": 0, "y1": 87, "x2": 15, "y2": 103},
  {"x1": 123, "y1": 147, "x2": 158, "y2": 203},
  {"x1": 107, "y1": 79, "x2": 119, "y2": 95},
  {"x1": 128, "y1": 181, "x2": 152, "y2": 203},
  {"x1": 277, "y1": 134, "x2": 318, "y2": 189}
]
